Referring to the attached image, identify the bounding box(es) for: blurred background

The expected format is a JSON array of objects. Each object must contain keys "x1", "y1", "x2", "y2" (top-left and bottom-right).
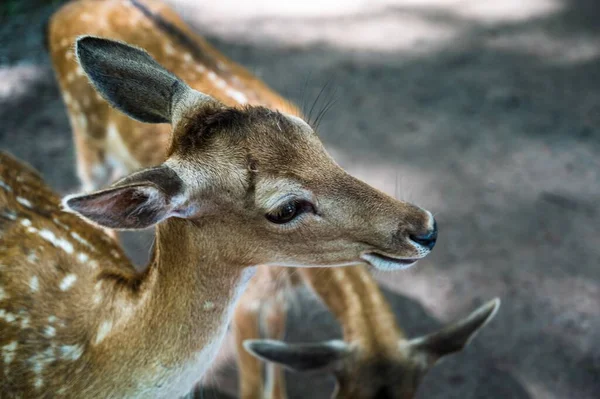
[{"x1": 1, "y1": 0, "x2": 599, "y2": 398}]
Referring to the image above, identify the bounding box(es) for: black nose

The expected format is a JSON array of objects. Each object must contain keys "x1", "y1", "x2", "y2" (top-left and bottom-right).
[{"x1": 409, "y1": 220, "x2": 437, "y2": 250}]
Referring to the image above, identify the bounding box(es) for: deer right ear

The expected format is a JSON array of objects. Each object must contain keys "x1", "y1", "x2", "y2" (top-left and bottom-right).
[
  {"x1": 63, "y1": 166, "x2": 192, "y2": 230},
  {"x1": 243, "y1": 339, "x2": 350, "y2": 372},
  {"x1": 75, "y1": 36, "x2": 213, "y2": 125}
]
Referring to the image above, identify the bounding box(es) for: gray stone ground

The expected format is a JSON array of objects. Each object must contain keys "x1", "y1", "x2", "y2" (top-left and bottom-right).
[{"x1": 1, "y1": 1, "x2": 599, "y2": 398}]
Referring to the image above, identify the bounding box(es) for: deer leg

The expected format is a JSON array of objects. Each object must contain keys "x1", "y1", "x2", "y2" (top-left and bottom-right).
[
  {"x1": 234, "y1": 288, "x2": 265, "y2": 399},
  {"x1": 262, "y1": 295, "x2": 288, "y2": 399},
  {"x1": 234, "y1": 267, "x2": 294, "y2": 399}
]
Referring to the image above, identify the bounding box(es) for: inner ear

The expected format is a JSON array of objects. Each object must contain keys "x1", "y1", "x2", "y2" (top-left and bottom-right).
[
  {"x1": 64, "y1": 184, "x2": 172, "y2": 230},
  {"x1": 63, "y1": 165, "x2": 187, "y2": 230}
]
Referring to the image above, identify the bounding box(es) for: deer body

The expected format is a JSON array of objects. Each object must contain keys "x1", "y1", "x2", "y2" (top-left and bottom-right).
[
  {"x1": 47, "y1": 1, "x2": 441, "y2": 398},
  {"x1": 0, "y1": 152, "x2": 254, "y2": 397},
  {"x1": 49, "y1": 0, "x2": 296, "y2": 191}
]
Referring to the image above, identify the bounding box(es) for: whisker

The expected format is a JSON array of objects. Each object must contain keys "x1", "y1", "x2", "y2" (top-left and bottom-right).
[{"x1": 308, "y1": 80, "x2": 332, "y2": 126}]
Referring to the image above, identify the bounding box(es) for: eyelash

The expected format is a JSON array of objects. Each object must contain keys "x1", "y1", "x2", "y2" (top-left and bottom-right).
[{"x1": 265, "y1": 199, "x2": 315, "y2": 225}]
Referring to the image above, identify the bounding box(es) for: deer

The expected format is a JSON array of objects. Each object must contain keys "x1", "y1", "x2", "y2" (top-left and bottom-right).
[
  {"x1": 1, "y1": 34, "x2": 437, "y2": 397},
  {"x1": 245, "y1": 295, "x2": 501, "y2": 399},
  {"x1": 45, "y1": 1, "x2": 450, "y2": 397}
]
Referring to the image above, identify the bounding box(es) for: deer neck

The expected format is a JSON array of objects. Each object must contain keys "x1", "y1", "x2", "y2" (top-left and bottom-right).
[
  {"x1": 144, "y1": 218, "x2": 255, "y2": 347},
  {"x1": 99, "y1": 218, "x2": 255, "y2": 392},
  {"x1": 301, "y1": 266, "x2": 404, "y2": 352}
]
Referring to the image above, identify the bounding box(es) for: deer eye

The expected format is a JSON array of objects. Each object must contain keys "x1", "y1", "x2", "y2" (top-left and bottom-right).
[{"x1": 266, "y1": 199, "x2": 314, "y2": 224}]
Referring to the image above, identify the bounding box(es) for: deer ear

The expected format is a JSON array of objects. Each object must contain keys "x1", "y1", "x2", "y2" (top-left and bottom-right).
[
  {"x1": 63, "y1": 166, "x2": 189, "y2": 230},
  {"x1": 75, "y1": 36, "x2": 213, "y2": 125},
  {"x1": 244, "y1": 339, "x2": 350, "y2": 372},
  {"x1": 407, "y1": 298, "x2": 500, "y2": 365}
]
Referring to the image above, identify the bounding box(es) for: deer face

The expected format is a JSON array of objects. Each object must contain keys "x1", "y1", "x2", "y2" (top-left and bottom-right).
[
  {"x1": 64, "y1": 37, "x2": 437, "y2": 270},
  {"x1": 245, "y1": 299, "x2": 500, "y2": 398}
]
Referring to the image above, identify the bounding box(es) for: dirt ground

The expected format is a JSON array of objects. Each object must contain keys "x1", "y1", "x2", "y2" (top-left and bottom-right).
[{"x1": 1, "y1": 0, "x2": 599, "y2": 398}]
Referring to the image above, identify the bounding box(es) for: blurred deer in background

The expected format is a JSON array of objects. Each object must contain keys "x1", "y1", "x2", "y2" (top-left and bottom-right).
[
  {"x1": 1, "y1": 33, "x2": 436, "y2": 397},
  {"x1": 246, "y1": 298, "x2": 500, "y2": 399},
  {"x1": 46, "y1": 1, "x2": 453, "y2": 398}
]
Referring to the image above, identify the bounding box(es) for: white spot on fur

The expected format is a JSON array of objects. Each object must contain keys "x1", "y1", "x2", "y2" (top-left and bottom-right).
[
  {"x1": 29, "y1": 348, "x2": 54, "y2": 390},
  {"x1": 207, "y1": 71, "x2": 217, "y2": 81},
  {"x1": 16, "y1": 196, "x2": 32, "y2": 208},
  {"x1": 48, "y1": 316, "x2": 57, "y2": 323},
  {"x1": 77, "y1": 252, "x2": 89, "y2": 263},
  {"x1": 93, "y1": 292, "x2": 102, "y2": 305},
  {"x1": 70, "y1": 231, "x2": 93, "y2": 250},
  {"x1": 66, "y1": 72, "x2": 75, "y2": 83},
  {"x1": 44, "y1": 326, "x2": 56, "y2": 337},
  {"x1": 195, "y1": 64, "x2": 206, "y2": 74},
  {"x1": 214, "y1": 78, "x2": 227, "y2": 89},
  {"x1": 20, "y1": 315, "x2": 30, "y2": 329},
  {"x1": 0, "y1": 310, "x2": 16, "y2": 323},
  {"x1": 20, "y1": 218, "x2": 32, "y2": 227},
  {"x1": 226, "y1": 89, "x2": 248, "y2": 104},
  {"x1": 29, "y1": 276, "x2": 39, "y2": 292},
  {"x1": 53, "y1": 218, "x2": 70, "y2": 231},
  {"x1": 203, "y1": 301, "x2": 215, "y2": 311},
  {"x1": 164, "y1": 43, "x2": 175, "y2": 55},
  {"x1": 2, "y1": 341, "x2": 17, "y2": 365},
  {"x1": 60, "y1": 344, "x2": 83, "y2": 361},
  {"x1": 77, "y1": 114, "x2": 88, "y2": 129},
  {"x1": 59, "y1": 274, "x2": 77, "y2": 291},
  {"x1": 60, "y1": 38, "x2": 68, "y2": 47},
  {"x1": 0, "y1": 180, "x2": 12, "y2": 192},
  {"x1": 76, "y1": 66, "x2": 85, "y2": 76},
  {"x1": 183, "y1": 53, "x2": 193, "y2": 63},
  {"x1": 1, "y1": 209, "x2": 17, "y2": 220},
  {"x1": 95, "y1": 320, "x2": 113, "y2": 345},
  {"x1": 27, "y1": 251, "x2": 38, "y2": 263},
  {"x1": 65, "y1": 50, "x2": 73, "y2": 60},
  {"x1": 63, "y1": 92, "x2": 72, "y2": 105},
  {"x1": 39, "y1": 229, "x2": 74, "y2": 254}
]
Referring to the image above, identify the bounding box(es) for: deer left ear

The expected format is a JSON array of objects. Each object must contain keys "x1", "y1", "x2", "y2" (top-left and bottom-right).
[
  {"x1": 407, "y1": 298, "x2": 500, "y2": 365},
  {"x1": 63, "y1": 165, "x2": 191, "y2": 230},
  {"x1": 244, "y1": 339, "x2": 350, "y2": 372}
]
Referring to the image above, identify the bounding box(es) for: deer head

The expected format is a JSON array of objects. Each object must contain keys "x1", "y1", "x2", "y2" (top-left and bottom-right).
[
  {"x1": 64, "y1": 36, "x2": 438, "y2": 272},
  {"x1": 245, "y1": 299, "x2": 500, "y2": 399}
]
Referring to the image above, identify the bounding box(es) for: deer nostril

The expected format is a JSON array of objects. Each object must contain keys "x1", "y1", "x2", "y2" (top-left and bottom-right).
[{"x1": 409, "y1": 220, "x2": 438, "y2": 250}]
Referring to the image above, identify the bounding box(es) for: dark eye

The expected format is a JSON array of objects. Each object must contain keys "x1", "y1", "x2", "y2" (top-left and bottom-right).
[{"x1": 266, "y1": 200, "x2": 314, "y2": 224}]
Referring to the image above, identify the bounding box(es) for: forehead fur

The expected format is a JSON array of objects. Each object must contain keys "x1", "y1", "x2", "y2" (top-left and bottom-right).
[{"x1": 168, "y1": 105, "x2": 327, "y2": 174}]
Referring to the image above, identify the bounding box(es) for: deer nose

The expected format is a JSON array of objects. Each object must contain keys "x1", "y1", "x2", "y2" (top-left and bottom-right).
[{"x1": 409, "y1": 219, "x2": 437, "y2": 250}]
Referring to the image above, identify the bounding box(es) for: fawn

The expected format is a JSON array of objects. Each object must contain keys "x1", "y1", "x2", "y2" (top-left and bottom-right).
[
  {"x1": 2, "y1": 35, "x2": 435, "y2": 397},
  {"x1": 246, "y1": 296, "x2": 500, "y2": 398},
  {"x1": 46, "y1": 1, "x2": 449, "y2": 397}
]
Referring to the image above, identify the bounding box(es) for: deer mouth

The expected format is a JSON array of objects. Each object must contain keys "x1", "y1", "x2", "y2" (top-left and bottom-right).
[{"x1": 360, "y1": 252, "x2": 420, "y2": 271}]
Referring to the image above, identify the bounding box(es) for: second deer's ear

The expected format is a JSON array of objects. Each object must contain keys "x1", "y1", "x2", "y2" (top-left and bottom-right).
[
  {"x1": 244, "y1": 339, "x2": 350, "y2": 372},
  {"x1": 63, "y1": 166, "x2": 191, "y2": 230},
  {"x1": 407, "y1": 298, "x2": 500, "y2": 366},
  {"x1": 75, "y1": 36, "x2": 214, "y2": 125}
]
